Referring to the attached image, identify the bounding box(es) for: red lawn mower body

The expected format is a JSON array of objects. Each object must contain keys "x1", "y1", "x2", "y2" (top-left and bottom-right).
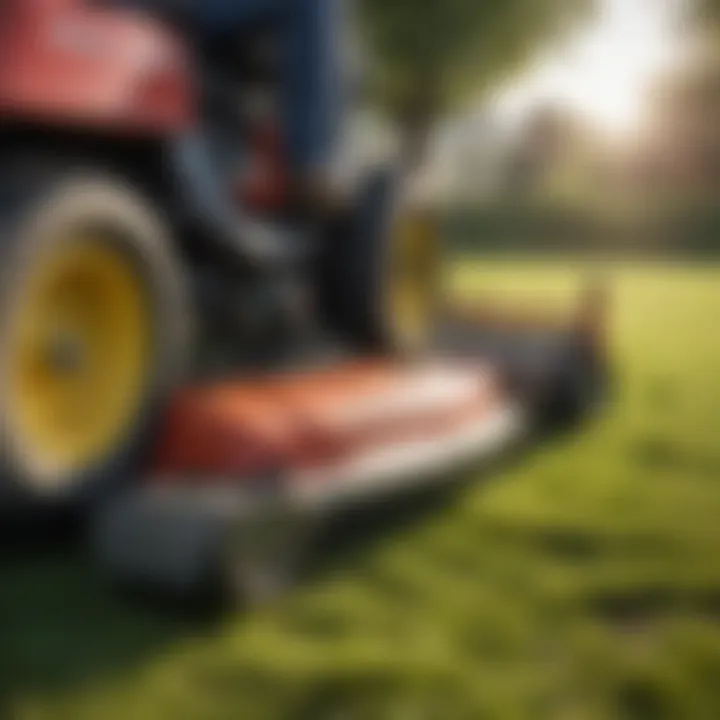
[
  {"x1": 0, "y1": 0, "x2": 193, "y2": 133},
  {"x1": 0, "y1": 0, "x2": 610, "y2": 610}
]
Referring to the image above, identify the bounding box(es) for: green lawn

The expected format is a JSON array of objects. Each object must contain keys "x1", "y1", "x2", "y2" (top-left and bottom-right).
[{"x1": 3, "y1": 259, "x2": 720, "y2": 720}]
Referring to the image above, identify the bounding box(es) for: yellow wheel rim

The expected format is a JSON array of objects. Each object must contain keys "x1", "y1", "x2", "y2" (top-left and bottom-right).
[
  {"x1": 388, "y1": 212, "x2": 438, "y2": 350},
  {"x1": 7, "y1": 237, "x2": 152, "y2": 482}
]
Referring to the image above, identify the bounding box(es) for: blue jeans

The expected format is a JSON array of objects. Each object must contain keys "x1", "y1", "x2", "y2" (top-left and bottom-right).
[{"x1": 197, "y1": 0, "x2": 345, "y2": 175}]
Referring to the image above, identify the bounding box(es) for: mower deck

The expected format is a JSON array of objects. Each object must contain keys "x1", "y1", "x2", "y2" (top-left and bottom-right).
[
  {"x1": 151, "y1": 360, "x2": 517, "y2": 494},
  {"x1": 95, "y1": 357, "x2": 525, "y2": 599},
  {"x1": 95, "y1": 302, "x2": 606, "y2": 607}
]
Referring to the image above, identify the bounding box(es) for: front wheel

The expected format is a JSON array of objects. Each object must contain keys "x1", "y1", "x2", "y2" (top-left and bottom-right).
[
  {"x1": 320, "y1": 168, "x2": 441, "y2": 355},
  {"x1": 539, "y1": 342, "x2": 610, "y2": 432},
  {"x1": 0, "y1": 166, "x2": 190, "y2": 504}
]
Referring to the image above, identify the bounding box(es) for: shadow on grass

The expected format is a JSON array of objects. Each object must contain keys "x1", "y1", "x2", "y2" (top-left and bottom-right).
[
  {"x1": 631, "y1": 435, "x2": 720, "y2": 479},
  {"x1": 0, "y1": 501, "x2": 456, "y2": 712},
  {"x1": 307, "y1": 430, "x2": 554, "y2": 582},
  {"x1": 0, "y1": 510, "x2": 212, "y2": 712},
  {"x1": 0, "y1": 435, "x2": 545, "y2": 712}
]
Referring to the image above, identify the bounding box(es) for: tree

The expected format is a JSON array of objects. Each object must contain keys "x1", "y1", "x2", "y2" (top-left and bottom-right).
[
  {"x1": 502, "y1": 104, "x2": 584, "y2": 197},
  {"x1": 699, "y1": 0, "x2": 720, "y2": 21},
  {"x1": 638, "y1": 42, "x2": 720, "y2": 195},
  {"x1": 360, "y1": 0, "x2": 594, "y2": 164}
]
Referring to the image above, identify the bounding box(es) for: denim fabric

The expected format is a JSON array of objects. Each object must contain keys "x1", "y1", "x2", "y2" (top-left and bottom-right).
[{"x1": 196, "y1": 0, "x2": 347, "y2": 172}]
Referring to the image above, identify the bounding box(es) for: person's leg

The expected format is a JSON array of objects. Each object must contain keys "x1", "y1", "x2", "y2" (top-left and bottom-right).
[
  {"x1": 195, "y1": 0, "x2": 349, "y2": 179},
  {"x1": 282, "y1": 0, "x2": 349, "y2": 182},
  {"x1": 189, "y1": 0, "x2": 352, "y2": 219},
  {"x1": 194, "y1": 0, "x2": 274, "y2": 37}
]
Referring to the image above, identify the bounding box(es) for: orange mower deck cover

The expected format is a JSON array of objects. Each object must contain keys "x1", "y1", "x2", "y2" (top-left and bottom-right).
[{"x1": 149, "y1": 359, "x2": 511, "y2": 490}]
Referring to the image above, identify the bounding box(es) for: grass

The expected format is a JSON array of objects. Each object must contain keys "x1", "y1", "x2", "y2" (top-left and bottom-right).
[{"x1": 3, "y1": 258, "x2": 720, "y2": 719}]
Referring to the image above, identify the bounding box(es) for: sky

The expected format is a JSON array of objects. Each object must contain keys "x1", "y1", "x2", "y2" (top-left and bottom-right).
[{"x1": 492, "y1": 0, "x2": 688, "y2": 136}]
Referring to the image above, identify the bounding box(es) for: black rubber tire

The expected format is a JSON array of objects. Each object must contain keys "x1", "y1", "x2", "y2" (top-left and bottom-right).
[
  {"x1": 540, "y1": 341, "x2": 610, "y2": 432},
  {"x1": 0, "y1": 161, "x2": 190, "y2": 506},
  {"x1": 319, "y1": 166, "x2": 438, "y2": 354}
]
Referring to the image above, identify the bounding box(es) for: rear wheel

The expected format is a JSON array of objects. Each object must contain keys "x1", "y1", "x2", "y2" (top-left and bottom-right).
[{"x1": 0, "y1": 166, "x2": 189, "y2": 503}]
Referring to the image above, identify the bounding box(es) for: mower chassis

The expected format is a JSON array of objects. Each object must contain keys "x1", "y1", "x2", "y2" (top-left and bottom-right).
[
  {"x1": 94, "y1": 290, "x2": 607, "y2": 608},
  {"x1": 95, "y1": 403, "x2": 523, "y2": 602}
]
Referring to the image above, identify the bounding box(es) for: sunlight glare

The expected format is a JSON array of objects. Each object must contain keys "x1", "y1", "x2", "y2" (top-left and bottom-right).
[{"x1": 495, "y1": 0, "x2": 683, "y2": 136}]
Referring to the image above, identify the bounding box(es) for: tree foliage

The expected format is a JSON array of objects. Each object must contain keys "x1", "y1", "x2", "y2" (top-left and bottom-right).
[
  {"x1": 360, "y1": 0, "x2": 594, "y2": 152},
  {"x1": 699, "y1": 0, "x2": 720, "y2": 21}
]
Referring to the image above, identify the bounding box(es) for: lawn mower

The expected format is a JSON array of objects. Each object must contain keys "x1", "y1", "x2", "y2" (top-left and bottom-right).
[{"x1": 0, "y1": 0, "x2": 608, "y2": 607}]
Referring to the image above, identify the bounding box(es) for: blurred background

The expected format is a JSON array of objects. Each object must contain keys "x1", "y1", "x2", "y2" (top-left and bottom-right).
[
  {"x1": 4, "y1": 1, "x2": 720, "y2": 719},
  {"x1": 358, "y1": 0, "x2": 719, "y2": 258}
]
